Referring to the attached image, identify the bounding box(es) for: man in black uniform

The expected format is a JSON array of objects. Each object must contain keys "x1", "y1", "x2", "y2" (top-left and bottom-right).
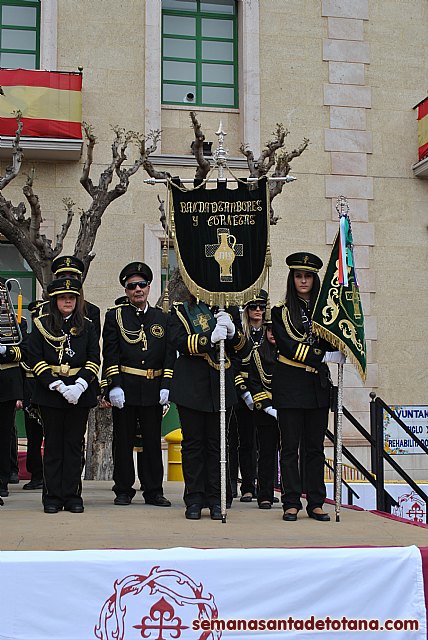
[
  {"x1": 102, "y1": 262, "x2": 174, "y2": 507},
  {"x1": 0, "y1": 277, "x2": 27, "y2": 498}
]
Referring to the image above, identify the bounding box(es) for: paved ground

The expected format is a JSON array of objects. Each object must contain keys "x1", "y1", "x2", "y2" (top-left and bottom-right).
[{"x1": 1, "y1": 481, "x2": 427, "y2": 551}]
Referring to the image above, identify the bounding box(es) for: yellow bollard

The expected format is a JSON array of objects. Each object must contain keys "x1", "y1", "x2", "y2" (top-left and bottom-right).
[{"x1": 164, "y1": 428, "x2": 183, "y2": 481}]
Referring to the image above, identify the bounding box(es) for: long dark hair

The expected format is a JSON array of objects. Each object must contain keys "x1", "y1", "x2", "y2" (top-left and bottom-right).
[
  {"x1": 285, "y1": 270, "x2": 320, "y2": 332},
  {"x1": 45, "y1": 295, "x2": 85, "y2": 336},
  {"x1": 257, "y1": 332, "x2": 277, "y2": 366}
]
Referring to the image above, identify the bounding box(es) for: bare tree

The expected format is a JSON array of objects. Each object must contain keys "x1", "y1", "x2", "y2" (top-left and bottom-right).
[{"x1": 0, "y1": 116, "x2": 164, "y2": 294}]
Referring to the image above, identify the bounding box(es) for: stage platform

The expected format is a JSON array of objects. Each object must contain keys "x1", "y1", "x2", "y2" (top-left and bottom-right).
[{"x1": 1, "y1": 480, "x2": 428, "y2": 551}]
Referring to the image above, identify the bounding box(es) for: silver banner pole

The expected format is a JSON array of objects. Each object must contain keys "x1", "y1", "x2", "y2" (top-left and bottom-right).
[{"x1": 335, "y1": 362, "x2": 344, "y2": 522}]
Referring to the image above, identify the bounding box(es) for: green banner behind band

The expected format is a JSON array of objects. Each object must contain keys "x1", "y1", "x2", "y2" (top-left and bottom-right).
[
  {"x1": 169, "y1": 177, "x2": 270, "y2": 307},
  {"x1": 312, "y1": 230, "x2": 367, "y2": 382}
]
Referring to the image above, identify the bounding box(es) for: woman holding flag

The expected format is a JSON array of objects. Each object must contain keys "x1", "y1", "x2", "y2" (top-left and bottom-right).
[{"x1": 271, "y1": 252, "x2": 344, "y2": 522}]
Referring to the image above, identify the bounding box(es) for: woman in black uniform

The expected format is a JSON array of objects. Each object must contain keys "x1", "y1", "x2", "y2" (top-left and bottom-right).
[
  {"x1": 249, "y1": 320, "x2": 280, "y2": 509},
  {"x1": 272, "y1": 252, "x2": 343, "y2": 522},
  {"x1": 29, "y1": 278, "x2": 100, "y2": 513}
]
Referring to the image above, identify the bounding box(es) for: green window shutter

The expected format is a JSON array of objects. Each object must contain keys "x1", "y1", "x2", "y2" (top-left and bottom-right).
[
  {"x1": 0, "y1": 0, "x2": 40, "y2": 70},
  {"x1": 162, "y1": 0, "x2": 238, "y2": 109}
]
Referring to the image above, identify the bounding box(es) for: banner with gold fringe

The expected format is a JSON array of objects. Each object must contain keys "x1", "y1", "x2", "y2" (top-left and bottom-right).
[
  {"x1": 312, "y1": 200, "x2": 367, "y2": 382},
  {"x1": 169, "y1": 177, "x2": 270, "y2": 307}
]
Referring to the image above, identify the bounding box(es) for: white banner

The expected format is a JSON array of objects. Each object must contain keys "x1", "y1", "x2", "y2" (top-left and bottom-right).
[
  {"x1": 326, "y1": 482, "x2": 428, "y2": 523},
  {"x1": 0, "y1": 546, "x2": 425, "y2": 639}
]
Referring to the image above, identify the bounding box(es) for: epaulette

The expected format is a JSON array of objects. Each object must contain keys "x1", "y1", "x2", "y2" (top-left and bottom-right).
[{"x1": 275, "y1": 300, "x2": 285, "y2": 307}]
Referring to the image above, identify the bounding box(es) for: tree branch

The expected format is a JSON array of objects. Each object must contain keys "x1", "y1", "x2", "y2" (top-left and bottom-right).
[
  {"x1": 80, "y1": 122, "x2": 96, "y2": 196},
  {"x1": 190, "y1": 111, "x2": 211, "y2": 181},
  {"x1": 53, "y1": 198, "x2": 75, "y2": 256},
  {"x1": 0, "y1": 112, "x2": 24, "y2": 190}
]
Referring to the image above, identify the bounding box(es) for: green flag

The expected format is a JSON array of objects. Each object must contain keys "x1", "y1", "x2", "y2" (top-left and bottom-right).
[{"x1": 312, "y1": 216, "x2": 367, "y2": 382}]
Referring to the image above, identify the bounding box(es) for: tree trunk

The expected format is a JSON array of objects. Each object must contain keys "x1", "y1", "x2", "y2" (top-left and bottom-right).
[{"x1": 84, "y1": 407, "x2": 114, "y2": 481}]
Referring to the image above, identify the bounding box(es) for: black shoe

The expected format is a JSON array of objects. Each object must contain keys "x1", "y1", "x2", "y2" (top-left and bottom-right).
[
  {"x1": 0, "y1": 486, "x2": 9, "y2": 498},
  {"x1": 145, "y1": 494, "x2": 171, "y2": 507},
  {"x1": 114, "y1": 494, "x2": 132, "y2": 506},
  {"x1": 239, "y1": 494, "x2": 253, "y2": 503},
  {"x1": 307, "y1": 509, "x2": 330, "y2": 522},
  {"x1": 44, "y1": 505, "x2": 60, "y2": 514},
  {"x1": 210, "y1": 505, "x2": 222, "y2": 520},
  {"x1": 185, "y1": 504, "x2": 202, "y2": 520},
  {"x1": 65, "y1": 504, "x2": 84, "y2": 513},
  {"x1": 9, "y1": 472, "x2": 19, "y2": 485},
  {"x1": 23, "y1": 480, "x2": 43, "y2": 490},
  {"x1": 282, "y1": 508, "x2": 298, "y2": 521},
  {"x1": 258, "y1": 501, "x2": 272, "y2": 510},
  {"x1": 0, "y1": 497, "x2": 3, "y2": 506},
  {"x1": 273, "y1": 496, "x2": 280, "y2": 503}
]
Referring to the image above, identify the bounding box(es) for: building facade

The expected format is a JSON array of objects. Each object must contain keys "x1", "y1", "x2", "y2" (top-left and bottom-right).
[{"x1": 1, "y1": 0, "x2": 427, "y2": 477}]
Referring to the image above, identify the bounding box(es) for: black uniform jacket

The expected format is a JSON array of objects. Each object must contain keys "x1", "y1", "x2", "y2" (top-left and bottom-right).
[
  {"x1": 29, "y1": 314, "x2": 100, "y2": 409},
  {"x1": 102, "y1": 301, "x2": 175, "y2": 407},
  {"x1": 0, "y1": 318, "x2": 27, "y2": 402},
  {"x1": 248, "y1": 342, "x2": 276, "y2": 426},
  {"x1": 37, "y1": 299, "x2": 101, "y2": 339},
  {"x1": 234, "y1": 325, "x2": 264, "y2": 406},
  {"x1": 168, "y1": 302, "x2": 249, "y2": 413},
  {"x1": 271, "y1": 301, "x2": 334, "y2": 410}
]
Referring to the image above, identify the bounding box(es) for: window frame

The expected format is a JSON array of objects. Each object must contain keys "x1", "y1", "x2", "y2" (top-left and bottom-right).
[
  {"x1": 162, "y1": 0, "x2": 238, "y2": 109},
  {"x1": 0, "y1": 0, "x2": 41, "y2": 70}
]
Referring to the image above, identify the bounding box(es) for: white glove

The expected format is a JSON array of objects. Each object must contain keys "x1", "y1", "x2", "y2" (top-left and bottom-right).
[
  {"x1": 323, "y1": 351, "x2": 346, "y2": 364},
  {"x1": 49, "y1": 380, "x2": 68, "y2": 394},
  {"x1": 264, "y1": 406, "x2": 278, "y2": 419},
  {"x1": 241, "y1": 391, "x2": 254, "y2": 410},
  {"x1": 109, "y1": 386, "x2": 125, "y2": 409},
  {"x1": 211, "y1": 324, "x2": 227, "y2": 344},
  {"x1": 75, "y1": 377, "x2": 88, "y2": 392},
  {"x1": 159, "y1": 389, "x2": 170, "y2": 406},
  {"x1": 0, "y1": 344, "x2": 6, "y2": 355},
  {"x1": 214, "y1": 311, "x2": 235, "y2": 339},
  {"x1": 62, "y1": 383, "x2": 84, "y2": 405}
]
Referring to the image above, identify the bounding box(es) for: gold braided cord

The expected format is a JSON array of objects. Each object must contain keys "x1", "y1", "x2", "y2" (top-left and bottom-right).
[
  {"x1": 115, "y1": 307, "x2": 148, "y2": 348},
  {"x1": 166, "y1": 166, "x2": 217, "y2": 193},
  {"x1": 253, "y1": 347, "x2": 272, "y2": 388},
  {"x1": 281, "y1": 305, "x2": 307, "y2": 343},
  {"x1": 173, "y1": 303, "x2": 193, "y2": 335}
]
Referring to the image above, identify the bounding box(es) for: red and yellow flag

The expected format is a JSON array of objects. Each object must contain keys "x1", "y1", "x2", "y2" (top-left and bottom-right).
[
  {"x1": 0, "y1": 69, "x2": 82, "y2": 139},
  {"x1": 417, "y1": 97, "x2": 428, "y2": 161}
]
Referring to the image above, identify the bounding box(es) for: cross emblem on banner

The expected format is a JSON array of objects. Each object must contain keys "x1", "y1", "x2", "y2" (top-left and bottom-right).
[
  {"x1": 205, "y1": 227, "x2": 243, "y2": 282},
  {"x1": 345, "y1": 283, "x2": 362, "y2": 319},
  {"x1": 193, "y1": 313, "x2": 211, "y2": 332},
  {"x1": 134, "y1": 597, "x2": 189, "y2": 639}
]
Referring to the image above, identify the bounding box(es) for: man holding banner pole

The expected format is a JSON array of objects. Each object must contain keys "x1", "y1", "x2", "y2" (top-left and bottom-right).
[
  {"x1": 167, "y1": 170, "x2": 271, "y2": 521},
  {"x1": 312, "y1": 196, "x2": 367, "y2": 522}
]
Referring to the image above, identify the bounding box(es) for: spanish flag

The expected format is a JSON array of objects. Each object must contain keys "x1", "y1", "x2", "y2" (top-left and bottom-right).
[
  {"x1": 417, "y1": 96, "x2": 428, "y2": 161},
  {"x1": 0, "y1": 69, "x2": 82, "y2": 139}
]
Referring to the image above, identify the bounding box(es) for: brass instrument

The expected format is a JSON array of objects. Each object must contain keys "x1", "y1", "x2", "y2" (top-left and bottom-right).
[{"x1": 0, "y1": 278, "x2": 23, "y2": 346}]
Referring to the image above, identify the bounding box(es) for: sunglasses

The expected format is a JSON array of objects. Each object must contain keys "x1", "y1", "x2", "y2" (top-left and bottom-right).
[
  {"x1": 126, "y1": 280, "x2": 149, "y2": 290},
  {"x1": 248, "y1": 303, "x2": 266, "y2": 311}
]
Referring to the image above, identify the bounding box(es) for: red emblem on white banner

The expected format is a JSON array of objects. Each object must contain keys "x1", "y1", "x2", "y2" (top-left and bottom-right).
[
  {"x1": 94, "y1": 566, "x2": 221, "y2": 639},
  {"x1": 393, "y1": 490, "x2": 426, "y2": 523}
]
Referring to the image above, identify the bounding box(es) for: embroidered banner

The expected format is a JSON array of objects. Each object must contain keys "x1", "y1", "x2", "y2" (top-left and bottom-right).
[
  {"x1": 312, "y1": 213, "x2": 367, "y2": 381},
  {"x1": 0, "y1": 69, "x2": 82, "y2": 139},
  {"x1": 169, "y1": 177, "x2": 270, "y2": 307}
]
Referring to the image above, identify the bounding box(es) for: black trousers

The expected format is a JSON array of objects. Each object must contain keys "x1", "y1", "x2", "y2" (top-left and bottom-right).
[
  {"x1": 112, "y1": 404, "x2": 164, "y2": 500},
  {"x1": 24, "y1": 409, "x2": 44, "y2": 482},
  {"x1": 178, "y1": 406, "x2": 231, "y2": 507},
  {"x1": 255, "y1": 417, "x2": 280, "y2": 504},
  {"x1": 40, "y1": 405, "x2": 89, "y2": 508},
  {"x1": 0, "y1": 400, "x2": 15, "y2": 487},
  {"x1": 10, "y1": 422, "x2": 18, "y2": 476},
  {"x1": 278, "y1": 407, "x2": 329, "y2": 512},
  {"x1": 233, "y1": 404, "x2": 257, "y2": 496}
]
